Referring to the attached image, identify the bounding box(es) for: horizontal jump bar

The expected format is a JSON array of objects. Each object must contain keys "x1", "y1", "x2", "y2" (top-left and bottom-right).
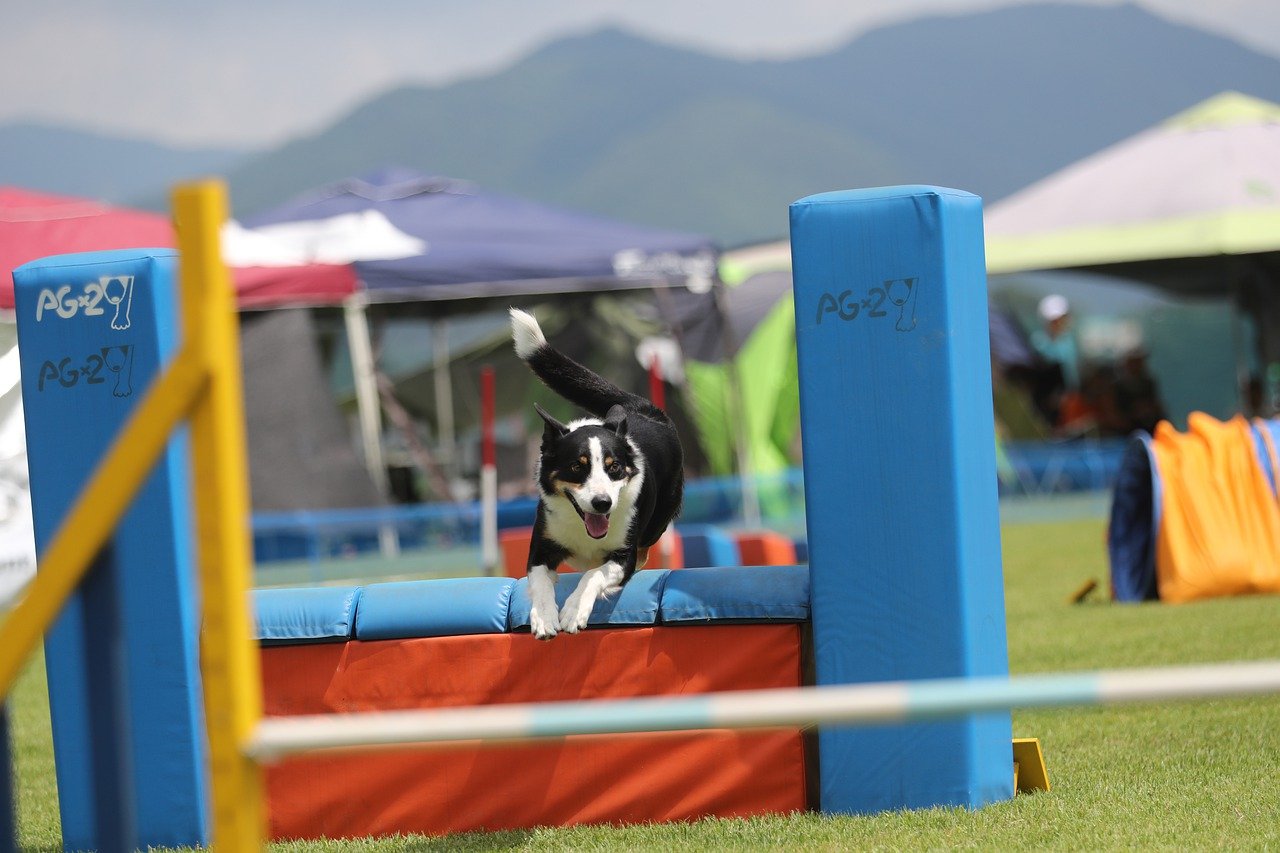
[{"x1": 247, "y1": 659, "x2": 1280, "y2": 762}]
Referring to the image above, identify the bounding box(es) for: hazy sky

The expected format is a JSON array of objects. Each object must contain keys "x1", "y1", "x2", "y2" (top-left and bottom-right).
[{"x1": 5, "y1": 0, "x2": 1279, "y2": 149}]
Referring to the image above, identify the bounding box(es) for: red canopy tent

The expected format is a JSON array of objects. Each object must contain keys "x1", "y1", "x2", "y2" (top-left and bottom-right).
[{"x1": 0, "y1": 187, "x2": 357, "y2": 310}]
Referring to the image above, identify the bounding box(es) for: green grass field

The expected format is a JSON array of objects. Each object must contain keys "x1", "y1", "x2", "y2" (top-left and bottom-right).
[{"x1": 10, "y1": 515, "x2": 1280, "y2": 850}]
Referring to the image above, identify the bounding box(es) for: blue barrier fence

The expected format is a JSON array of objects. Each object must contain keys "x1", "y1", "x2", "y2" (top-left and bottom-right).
[
  {"x1": 1001, "y1": 439, "x2": 1128, "y2": 495},
  {"x1": 252, "y1": 442, "x2": 1126, "y2": 570}
]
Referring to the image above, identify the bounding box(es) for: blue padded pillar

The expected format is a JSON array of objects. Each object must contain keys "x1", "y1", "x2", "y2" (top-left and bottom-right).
[
  {"x1": 789, "y1": 187, "x2": 1012, "y2": 813},
  {"x1": 13, "y1": 250, "x2": 208, "y2": 849},
  {"x1": 0, "y1": 703, "x2": 13, "y2": 853}
]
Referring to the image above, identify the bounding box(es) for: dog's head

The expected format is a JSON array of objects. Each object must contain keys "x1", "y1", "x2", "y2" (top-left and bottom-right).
[{"x1": 535, "y1": 403, "x2": 639, "y2": 540}]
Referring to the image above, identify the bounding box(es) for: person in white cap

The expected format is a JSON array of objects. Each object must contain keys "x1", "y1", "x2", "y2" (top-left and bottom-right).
[{"x1": 1031, "y1": 294, "x2": 1080, "y2": 392}]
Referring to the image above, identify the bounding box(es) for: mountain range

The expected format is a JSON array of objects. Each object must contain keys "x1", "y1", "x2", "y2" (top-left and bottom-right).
[
  {"x1": 4, "y1": 2, "x2": 1280, "y2": 246},
  {"x1": 0, "y1": 123, "x2": 245, "y2": 205}
]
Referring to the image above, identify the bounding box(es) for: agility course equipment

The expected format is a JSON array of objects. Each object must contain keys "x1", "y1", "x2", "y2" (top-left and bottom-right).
[
  {"x1": 5, "y1": 182, "x2": 1280, "y2": 851},
  {"x1": 252, "y1": 567, "x2": 810, "y2": 839},
  {"x1": 1109, "y1": 413, "x2": 1280, "y2": 603},
  {"x1": 791, "y1": 186, "x2": 1011, "y2": 810},
  {"x1": 0, "y1": 183, "x2": 262, "y2": 850},
  {"x1": 13, "y1": 249, "x2": 207, "y2": 848}
]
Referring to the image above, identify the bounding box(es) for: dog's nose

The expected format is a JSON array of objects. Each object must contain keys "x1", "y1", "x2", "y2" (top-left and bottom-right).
[{"x1": 591, "y1": 495, "x2": 612, "y2": 513}]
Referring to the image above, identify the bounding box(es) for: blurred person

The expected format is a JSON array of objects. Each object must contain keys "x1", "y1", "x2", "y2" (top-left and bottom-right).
[
  {"x1": 1030, "y1": 294, "x2": 1080, "y2": 391},
  {"x1": 1029, "y1": 294, "x2": 1083, "y2": 429},
  {"x1": 1114, "y1": 347, "x2": 1167, "y2": 434}
]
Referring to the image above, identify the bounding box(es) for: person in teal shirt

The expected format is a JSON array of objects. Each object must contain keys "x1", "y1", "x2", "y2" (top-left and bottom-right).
[{"x1": 1030, "y1": 294, "x2": 1080, "y2": 391}]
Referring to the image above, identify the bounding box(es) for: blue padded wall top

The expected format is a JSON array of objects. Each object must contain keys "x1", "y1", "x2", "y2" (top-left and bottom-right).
[
  {"x1": 507, "y1": 570, "x2": 671, "y2": 631},
  {"x1": 253, "y1": 586, "x2": 362, "y2": 643},
  {"x1": 660, "y1": 565, "x2": 808, "y2": 623},
  {"x1": 252, "y1": 565, "x2": 815, "y2": 644},
  {"x1": 355, "y1": 577, "x2": 516, "y2": 640}
]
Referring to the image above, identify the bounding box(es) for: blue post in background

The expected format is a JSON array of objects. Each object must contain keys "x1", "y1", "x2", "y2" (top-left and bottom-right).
[
  {"x1": 790, "y1": 187, "x2": 1012, "y2": 813},
  {"x1": 0, "y1": 702, "x2": 14, "y2": 853},
  {"x1": 12, "y1": 250, "x2": 208, "y2": 849}
]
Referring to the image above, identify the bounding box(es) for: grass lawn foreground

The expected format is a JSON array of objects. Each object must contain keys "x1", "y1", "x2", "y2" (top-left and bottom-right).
[{"x1": 9, "y1": 516, "x2": 1280, "y2": 850}]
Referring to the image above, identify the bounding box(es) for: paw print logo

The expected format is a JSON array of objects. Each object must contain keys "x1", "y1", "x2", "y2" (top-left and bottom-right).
[
  {"x1": 103, "y1": 346, "x2": 134, "y2": 397},
  {"x1": 885, "y1": 278, "x2": 919, "y2": 332},
  {"x1": 101, "y1": 275, "x2": 134, "y2": 330}
]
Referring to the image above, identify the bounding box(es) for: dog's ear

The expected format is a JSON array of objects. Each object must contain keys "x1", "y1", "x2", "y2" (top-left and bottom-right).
[
  {"x1": 535, "y1": 403, "x2": 570, "y2": 439},
  {"x1": 603, "y1": 405, "x2": 628, "y2": 438}
]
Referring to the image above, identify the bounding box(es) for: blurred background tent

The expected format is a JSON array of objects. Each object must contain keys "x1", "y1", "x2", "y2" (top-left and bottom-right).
[
  {"x1": 0, "y1": 186, "x2": 378, "y2": 518},
  {"x1": 0, "y1": 186, "x2": 358, "y2": 311},
  {"x1": 984, "y1": 91, "x2": 1280, "y2": 418},
  {"x1": 691, "y1": 91, "x2": 1280, "y2": 473},
  {"x1": 234, "y1": 167, "x2": 723, "y2": 505},
  {"x1": 683, "y1": 246, "x2": 797, "y2": 477},
  {"x1": 684, "y1": 241, "x2": 1044, "y2": 478}
]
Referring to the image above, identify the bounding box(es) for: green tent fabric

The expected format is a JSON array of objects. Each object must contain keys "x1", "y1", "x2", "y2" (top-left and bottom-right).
[
  {"x1": 686, "y1": 296, "x2": 799, "y2": 475},
  {"x1": 686, "y1": 253, "x2": 798, "y2": 476}
]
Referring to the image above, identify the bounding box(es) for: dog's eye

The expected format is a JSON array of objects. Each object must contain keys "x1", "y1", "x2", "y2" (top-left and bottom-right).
[
  {"x1": 608, "y1": 462, "x2": 622, "y2": 475},
  {"x1": 569, "y1": 462, "x2": 582, "y2": 472}
]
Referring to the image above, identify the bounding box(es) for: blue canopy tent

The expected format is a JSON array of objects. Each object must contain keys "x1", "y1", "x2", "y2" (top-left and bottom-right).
[{"x1": 236, "y1": 167, "x2": 723, "y2": 508}]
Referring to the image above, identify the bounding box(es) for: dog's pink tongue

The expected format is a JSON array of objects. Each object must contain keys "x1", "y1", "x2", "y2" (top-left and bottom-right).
[{"x1": 584, "y1": 512, "x2": 610, "y2": 539}]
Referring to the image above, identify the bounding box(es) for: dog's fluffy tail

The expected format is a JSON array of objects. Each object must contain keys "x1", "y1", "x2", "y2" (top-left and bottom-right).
[{"x1": 510, "y1": 308, "x2": 664, "y2": 420}]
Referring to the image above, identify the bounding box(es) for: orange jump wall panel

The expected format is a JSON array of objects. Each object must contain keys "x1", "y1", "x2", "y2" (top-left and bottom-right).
[{"x1": 262, "y1": 625, "x2": 808, "y2": 841}]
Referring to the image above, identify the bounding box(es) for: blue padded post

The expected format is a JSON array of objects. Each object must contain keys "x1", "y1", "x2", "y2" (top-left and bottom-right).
[
  {"x1": 0, "y1": 703, "x2": 13, "y2": 853},
  {"x1": 13, "y1": 250, "x2": 208, "y2": 849},
  {"x1": 675, "y1": 524, "x2": 740, "y2": 568},
  {"x1": 789, "y1": 187, "x2": 1012, "y2": 813}
]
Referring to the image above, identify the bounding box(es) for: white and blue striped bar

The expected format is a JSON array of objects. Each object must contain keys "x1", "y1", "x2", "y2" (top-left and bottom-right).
[{"x1": 248, "y1": 660, "x2": 1280, "y2": 762}]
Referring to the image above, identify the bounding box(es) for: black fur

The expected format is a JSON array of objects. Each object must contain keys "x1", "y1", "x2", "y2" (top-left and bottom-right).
[{"x1": 519, "y1": 327, "x2": 683, "y2": 586}]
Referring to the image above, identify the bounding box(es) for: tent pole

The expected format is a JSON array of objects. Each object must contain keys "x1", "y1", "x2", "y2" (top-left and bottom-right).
[
  {"x1": 652, "y1": 280, "x2": 762, "y2": 528},
  {"x1": 343, "y1": 294, "x2": 399, "y2": 557},
  {"x1": 480, "y1": 367, "x2": 498, "y2": 575},
  {"x1": 727, "y1": 354, "x2": 762, "y2": 529},
  {"x1": 433, "y1": 319, "x2": 456, "y2": 483},
  {"x1": 709, "y1": 283, "x2": 761, "y2": 528}
]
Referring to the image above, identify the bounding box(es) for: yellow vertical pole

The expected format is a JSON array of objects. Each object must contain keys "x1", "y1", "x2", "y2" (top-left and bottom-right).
[{"x1": 172, "y1": 180, "x2": 264, "y2": 851}]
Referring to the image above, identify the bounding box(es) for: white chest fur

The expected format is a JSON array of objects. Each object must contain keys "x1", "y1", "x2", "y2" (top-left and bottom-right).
[{"x1": 540, "y1": 476, "x2": 643, "y2": 569}]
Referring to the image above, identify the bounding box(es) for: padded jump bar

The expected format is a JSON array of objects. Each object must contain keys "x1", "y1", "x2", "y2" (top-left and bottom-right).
[{"x1": 252, "y1": 565, "x2": 811, "y2": 644}]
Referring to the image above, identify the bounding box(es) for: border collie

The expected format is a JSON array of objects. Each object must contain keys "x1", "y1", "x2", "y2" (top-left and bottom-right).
[{"x1": 509, "y1": 308, "x2": 683, "y2": 640}]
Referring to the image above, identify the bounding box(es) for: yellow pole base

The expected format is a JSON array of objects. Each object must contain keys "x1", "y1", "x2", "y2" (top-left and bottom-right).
[{"x1": 1013, "y1": 736, "x2": 1050, "y2": 793}]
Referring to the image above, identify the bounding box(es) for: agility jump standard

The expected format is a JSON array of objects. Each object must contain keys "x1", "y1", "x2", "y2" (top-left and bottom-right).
[
  {"x1": 9, "y1": 183, "x2": 1005, "y2": 847},
  {"x1": 15, "y1": 181, "x2": 1280, "y2": 852},
  {"x1": 250, "y1": 659, "x2": 1280, "y2": 760}
]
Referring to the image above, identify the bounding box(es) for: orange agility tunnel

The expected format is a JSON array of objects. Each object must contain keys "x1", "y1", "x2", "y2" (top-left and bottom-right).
[{"x1": 1108, "y1": 414, "x2": 1280, "y2": 603}]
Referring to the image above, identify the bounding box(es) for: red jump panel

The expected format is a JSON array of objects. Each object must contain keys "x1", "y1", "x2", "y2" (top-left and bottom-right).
[
  {"x1": 262, "y1": 625, "x2": 807, "y2": 840},
  {"x1": 734, "y1": 531, "x2": 798, "y2": 566}
]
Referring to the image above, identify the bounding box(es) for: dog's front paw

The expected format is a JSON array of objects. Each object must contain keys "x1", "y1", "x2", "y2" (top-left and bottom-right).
[
  {"x1": 529, "y1": 604, "x2": 559, "y2": 641},
  {"x1": 559, "y1": 592, "x2": 594, "y2": 634}
]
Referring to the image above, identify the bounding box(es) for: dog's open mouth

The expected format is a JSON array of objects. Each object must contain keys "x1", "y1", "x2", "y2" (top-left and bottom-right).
[
  {"x1": 583, "y1": 513, "x2": 609, "y2": 539},
  {"x1": 567, "y1": 494, "x2": 610, "y2": 539}
]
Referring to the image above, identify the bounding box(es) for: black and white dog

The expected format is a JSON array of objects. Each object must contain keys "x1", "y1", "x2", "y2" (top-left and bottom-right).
[{"x1": 510, "y1": 308, "x2": 683, "y2": 640}]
